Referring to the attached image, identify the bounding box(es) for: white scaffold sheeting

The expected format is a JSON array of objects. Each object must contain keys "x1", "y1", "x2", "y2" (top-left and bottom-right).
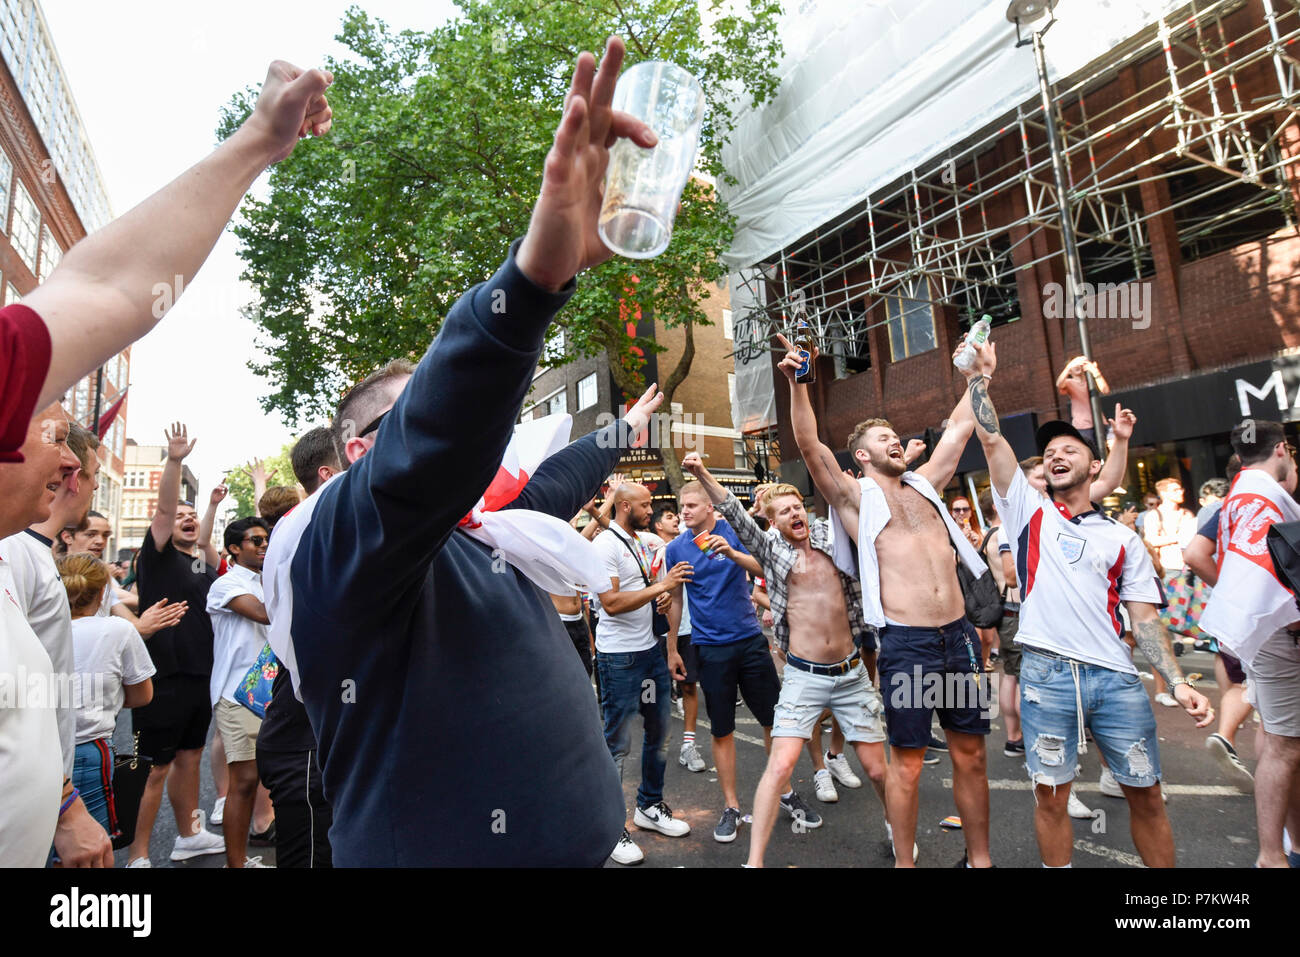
[
  {"x1": 729, "y1": 266, "x2": 778, "y2": 432},
  {"x1": 720, "y1": 0, "x2": 1189, "y2": 269}
]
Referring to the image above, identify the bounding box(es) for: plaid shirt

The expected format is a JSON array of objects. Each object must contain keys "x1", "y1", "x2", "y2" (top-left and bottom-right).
[{"x1": 715, "y1": 492, "x2": 871, "y2": 654}]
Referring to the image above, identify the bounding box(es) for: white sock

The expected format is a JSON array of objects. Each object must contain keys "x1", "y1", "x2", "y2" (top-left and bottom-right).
[
  {"x1": 781, "y1": 790, "x2": 793, "y2": 801},
  {"x1": 1043, "y1": 862, "x2": 1072, "y2": 868}
]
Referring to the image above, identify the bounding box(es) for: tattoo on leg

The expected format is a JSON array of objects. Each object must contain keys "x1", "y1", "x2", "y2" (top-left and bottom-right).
[
  {"x1": 968, "y1": 378, "x2": 1000, "y2": 436},
  {"x1": 1133, "y1": 619, "x2": 1182, "y2": 689}
]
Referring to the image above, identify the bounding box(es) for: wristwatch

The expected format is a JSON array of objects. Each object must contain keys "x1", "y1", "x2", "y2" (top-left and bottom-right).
[{"x1": 1169, "y1": 676, "x2": 1194, "y2": 693}]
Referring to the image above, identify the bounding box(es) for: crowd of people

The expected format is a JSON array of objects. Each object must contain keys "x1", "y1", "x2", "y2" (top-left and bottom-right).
[{"x1": 0, "y1": 36, "x2": 1297, "y2": 870}]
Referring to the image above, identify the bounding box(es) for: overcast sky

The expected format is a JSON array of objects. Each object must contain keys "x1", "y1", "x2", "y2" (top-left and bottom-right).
[{"x1": 40, "y1": 0, "x2": 459, "y2": 490}]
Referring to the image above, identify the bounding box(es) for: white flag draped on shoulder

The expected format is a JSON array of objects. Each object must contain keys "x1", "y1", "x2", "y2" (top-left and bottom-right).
[
  {"x1": 263, "y1": 414, "x2": 609, "y2": 698},
  {"x1": 1200, "y1": 468, "x2": 1300, "y2": 666}
]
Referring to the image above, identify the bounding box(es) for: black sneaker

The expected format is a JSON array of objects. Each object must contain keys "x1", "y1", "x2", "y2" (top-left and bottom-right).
[
  {"x1": 922, "y1": 749, "x2": 941, "y2": 765},
  {"x1": 927, "y1": 734, "x2": 949, "y2": 752},
  {"x1": 779, "y1": 791, "x2": 823, "y2": 830},
  {"x1": 248, "y1": 822, "x2": 276, "y2": 847},
  {"x1": 714, "y1": 807, "x2": 742, "y2": 843},
  {"x1": 1004, "y1": 738, "x2": 1025, "y2": 757}
]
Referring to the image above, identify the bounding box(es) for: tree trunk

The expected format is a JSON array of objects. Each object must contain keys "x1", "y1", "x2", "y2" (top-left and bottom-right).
[{"x1": 602, "y1": 289, "x2": 698, "y2": 496}]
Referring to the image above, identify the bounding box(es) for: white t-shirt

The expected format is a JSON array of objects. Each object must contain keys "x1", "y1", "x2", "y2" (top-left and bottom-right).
[
  {"x1": 593, "y1": 524, "x2": 657, "y2": 654},
  {"x1": 2, "y1": 530, "x2": 75, "y2": 777},
  {"x1": 70, "y1": 615, "x2": 155, "y2": 744},
  {"x1": 0, "y1": 557, "x2": 62, "y2": 867},
  {"x1": 205, "y1": 563, "x2": 269, "y2": 707},
  {"x1": 645, "y1": 531, "x2": 692, "y2": 634},
  {"x1": 996, "y1": 468, "x2": 1163, "y2": 674}
]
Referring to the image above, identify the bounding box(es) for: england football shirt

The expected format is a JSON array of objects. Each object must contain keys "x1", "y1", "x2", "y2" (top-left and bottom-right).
[{"x1": 995, "y1": 468, "x2": 1164, "y2": 674}]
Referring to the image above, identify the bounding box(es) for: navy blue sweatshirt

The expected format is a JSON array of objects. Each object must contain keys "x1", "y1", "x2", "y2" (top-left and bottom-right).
[{"x1": 288, "y1": 245, "x2": 627, "y2": 866}]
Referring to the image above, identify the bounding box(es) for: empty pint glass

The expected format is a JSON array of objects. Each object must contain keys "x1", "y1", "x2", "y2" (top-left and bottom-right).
[{"x1": 598, "y1": 61, "x2": 704, "y2": 259}]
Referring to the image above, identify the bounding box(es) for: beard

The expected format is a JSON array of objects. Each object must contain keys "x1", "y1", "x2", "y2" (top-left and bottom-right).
[
  {"x1": 1045, "y1": 463, "x2": 1092, "y2": 494},
  {"x1": 867, "y1": 448, "x2": 907, "y2": 477}
]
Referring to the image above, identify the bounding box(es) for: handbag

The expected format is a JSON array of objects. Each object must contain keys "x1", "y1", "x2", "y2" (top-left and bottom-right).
[
  {"x1": 235, "y1": 643, "x2": 281, "y2": 719},
  {"x1": 110, "y1": 731, "x2": 151, "y2": 850}
]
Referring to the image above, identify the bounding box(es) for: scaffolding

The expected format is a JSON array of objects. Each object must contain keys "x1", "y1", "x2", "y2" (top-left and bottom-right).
[{"x1": 730, "y1": 0, "x2": 1300, "y2": 360}]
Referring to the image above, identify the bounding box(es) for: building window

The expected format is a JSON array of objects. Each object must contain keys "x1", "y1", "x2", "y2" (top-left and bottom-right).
[
  {"x1": 734, "y1": 437, "x2": 748, "y2": 470},
  {"x1": 577, "y1": 373, "x2": 598, "y2": 411},
  {"x1": 0, "y1": 147, "x2": 11, "y2": 233},
  {"x1": 37, "y1": 226, "x2": 60, "y2": 281},
  {"x1": 722, "y1": 308, "x2": 733, "y2": 340},
  {"x1": 884, "y1": 277, "x2": 936, "y2": 362},
  {"x1": 10, "y1": 181, "x2": 40, "y2": 274}
]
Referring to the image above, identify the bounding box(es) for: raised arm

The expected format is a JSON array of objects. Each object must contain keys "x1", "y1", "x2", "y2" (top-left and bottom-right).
[
  {"x1": 509, "y1": 388, "x2": 658, "y2": 521},
  {"x1": 916, "y1": 387, "x2": 974, "y2": 491},
  {"x1": 773, "y1": 333, "x2": 859, "y2": 515},
  {"x1": 1056, "y1": 357, "x2": 1086, "y2": 394},
  {"x1": 297, "y1": 38, "x2": 657, "y2": 617},
  {"x1": 1089, "y1": 403, "x2": 1134, "y2": 501},
  {"x1": 149, "y1": 423, "x2": 193, "y2": 552},
  {"x1": 680, "y1": 451, "x2": 773, "y2": 566},
  {"x1": 28, "y1": 62, "x2": 334, "y2": 411},
  {"x1": 198, "y1": 483, "x2": 226, "y2": 568},
  {"x1": 960, "y1": 342, "x2": 1019, "y2": 496}
]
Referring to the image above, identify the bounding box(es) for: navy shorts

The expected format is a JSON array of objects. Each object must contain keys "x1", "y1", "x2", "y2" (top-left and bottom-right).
[
  {"x1": 877, "y1": 617, "x2": 991, "y2": 749},
  {"x1": 695, "y1": 633, "x2": 779, "y2": 737}
]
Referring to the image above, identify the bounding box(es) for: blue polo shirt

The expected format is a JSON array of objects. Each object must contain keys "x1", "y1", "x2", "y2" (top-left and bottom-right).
[{"x1": 664, "y1": 517, "x2": 760, "y2": 646}]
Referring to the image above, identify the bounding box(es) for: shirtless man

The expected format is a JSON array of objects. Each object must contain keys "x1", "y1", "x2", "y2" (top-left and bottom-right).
[
  {"x1": 680, "y1": 451, "x2": 897, "y2": 867},
  {"x1": 776, "y1": 333, "x2": 990, "y2": 868}
]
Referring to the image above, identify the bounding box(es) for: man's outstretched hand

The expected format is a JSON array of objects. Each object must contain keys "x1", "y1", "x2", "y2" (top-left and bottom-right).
[
  {"x1": 243, "y1": 60, "x2": 335, "y2": 165},
  {"x1": 623, "y1": 382, "x2": 665, "y2": 437},
  {"x1": 516, "y1": 37, "x2": 659, "y2": 292}
]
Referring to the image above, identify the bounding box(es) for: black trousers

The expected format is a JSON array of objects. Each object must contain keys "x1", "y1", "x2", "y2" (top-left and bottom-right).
[{"x1": 256, "y1": 747, "x2": 334, "y2": 868}]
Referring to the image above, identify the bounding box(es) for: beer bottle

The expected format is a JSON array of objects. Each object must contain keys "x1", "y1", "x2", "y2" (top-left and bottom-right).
[{"x1": 794, "y1": 320, "x2": 816, "y2": 384}]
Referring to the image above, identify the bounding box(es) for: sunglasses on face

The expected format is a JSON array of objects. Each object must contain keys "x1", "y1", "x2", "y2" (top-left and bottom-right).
[
  {"x1": 243, "y1": 535, "x2": 269, "y2": 547},
  {"x1": 952, "y1": 506, "x2": 970, "y2": 513},
  {"x1": 360, "y1": 408, "x2": 391, "y2": 438}
]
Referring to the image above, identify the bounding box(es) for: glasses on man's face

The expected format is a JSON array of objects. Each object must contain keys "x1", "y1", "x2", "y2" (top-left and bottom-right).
[
  {"x1": 360, "y1": 408, "x2": 391, "y2": 438},
  {"x1": 243, "y1": 535, "x2": 269, "y2": 548}
]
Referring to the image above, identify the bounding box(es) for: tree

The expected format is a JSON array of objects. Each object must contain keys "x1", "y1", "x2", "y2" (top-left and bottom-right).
[
  {"x1": 222, "y1": 442, "x2": 297, "y2": 518},
  {"x1": 220, "y1": 0, "x2": 783, "y2": 491}
]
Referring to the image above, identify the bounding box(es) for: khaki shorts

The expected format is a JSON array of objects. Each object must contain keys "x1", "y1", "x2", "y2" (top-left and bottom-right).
[
  {"x1": 1251, "y1": 630, "x2": 1300, "y2": 738},
  {"x1": 997, "y1": 613, "x2": 1021, "y2": 677},
  {"x1": 214, "y1": 698, "x2": 262, "y2": 764}
]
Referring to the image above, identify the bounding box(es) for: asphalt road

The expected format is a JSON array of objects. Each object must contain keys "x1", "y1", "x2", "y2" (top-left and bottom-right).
[
  {"x1": 600, "y1": 647, "x2": 1262, "y2": 869},
  {"x1": 109, "y1": 647, "x2": 1258, "y2": 868}
]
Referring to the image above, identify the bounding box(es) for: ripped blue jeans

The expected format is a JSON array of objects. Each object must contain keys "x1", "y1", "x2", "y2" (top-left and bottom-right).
[{"x1": 1018, "y1": 647, "x2": 1161, "y2": 788}]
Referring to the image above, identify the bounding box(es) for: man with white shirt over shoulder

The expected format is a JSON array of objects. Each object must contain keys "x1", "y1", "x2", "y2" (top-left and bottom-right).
[{"x1": 206, "y1": 516, "x2": 273, "y2": 868}]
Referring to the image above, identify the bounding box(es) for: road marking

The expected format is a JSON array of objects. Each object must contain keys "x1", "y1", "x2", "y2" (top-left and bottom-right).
[
  {"x1": 674, "y1": 712, "x2": 767, "y2": 747},
  {"x1": 1073, "y1": 839, "x2": 1144, "y2": 868},
  {"x1": 942, "y1": 778, "x2": 1248, "y2": 797}
]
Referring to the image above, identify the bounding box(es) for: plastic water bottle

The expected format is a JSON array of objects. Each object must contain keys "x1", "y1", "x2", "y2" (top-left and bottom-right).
[{"x1": 953, "y1": 316, "x2": 992, "y2": 373}]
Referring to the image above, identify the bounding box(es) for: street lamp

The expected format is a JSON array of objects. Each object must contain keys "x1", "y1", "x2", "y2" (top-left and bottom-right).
[{"x1": 1007, "y1": 0, "x2": 1110, "y2": 453}]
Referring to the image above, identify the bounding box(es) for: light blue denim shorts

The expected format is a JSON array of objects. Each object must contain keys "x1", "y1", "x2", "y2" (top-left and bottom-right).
[{"x1": 1019, "y1": 646, "x2": 1161, "y2": 788}]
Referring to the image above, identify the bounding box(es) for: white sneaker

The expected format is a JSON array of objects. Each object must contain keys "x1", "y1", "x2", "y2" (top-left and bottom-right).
[
  {"x1": 1067, "y1": 791, "x2": 1094, "y2": 819},
  {"x1": 679, "y1": 741, "x2": 706, "y2": 772},
  {"x1": 610, "y1": 828, "x2": 644, "y2": 865},
  {"x1": 126, "y1": 857, "x2": 152, "y2": 868},
  {"x1": 244, "y1": 856, "x2": 272, "y2": 868},
  {"x1": 814, "y1": 768, "x2": 839, "y2": 803},
  {"x1": 1155, "y1": 692, "x2": 1178, "y2": 707},
  {"x1": 825, "y1": 751, "x2": 862, "y2": 788},
  {"x1": 1098, "y1": 767, "x2": 1124, "y2": 798},
  {"x1": 170, "y1": 828, "x2": 226, "y2": 861},
  {"x1": 673, "y1": 697, "x2": 685, "y2": 719},
  {"x1": 210, "y1": 796, "x2": 226, "y2": 826},
  {"x1": 633, "y1": 802, "x2": 691, "y2": 837}
]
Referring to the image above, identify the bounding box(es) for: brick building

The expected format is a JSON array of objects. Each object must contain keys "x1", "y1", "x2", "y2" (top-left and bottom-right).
[
  {"x1": 118, "y1": 441, "x2": 199, "y2": 553},
  {"x1": 521, "y1": 275, "x2": 770, "y2": 506},
  {"x1": 726, "y1": 0, "x2": 1300, "y2": 520},
  {"x1": 0, "y1": 0, "x2": 126, "y2": 540}
]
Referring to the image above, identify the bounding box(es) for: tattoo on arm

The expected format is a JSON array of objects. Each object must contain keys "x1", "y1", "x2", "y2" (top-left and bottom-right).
[
  {"x1": 968, "y1": 377, "x2": 1000, "y2": 436},
  {"x1": 1133, "y1": 619, "x2": 1182, "y2": 688}
]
